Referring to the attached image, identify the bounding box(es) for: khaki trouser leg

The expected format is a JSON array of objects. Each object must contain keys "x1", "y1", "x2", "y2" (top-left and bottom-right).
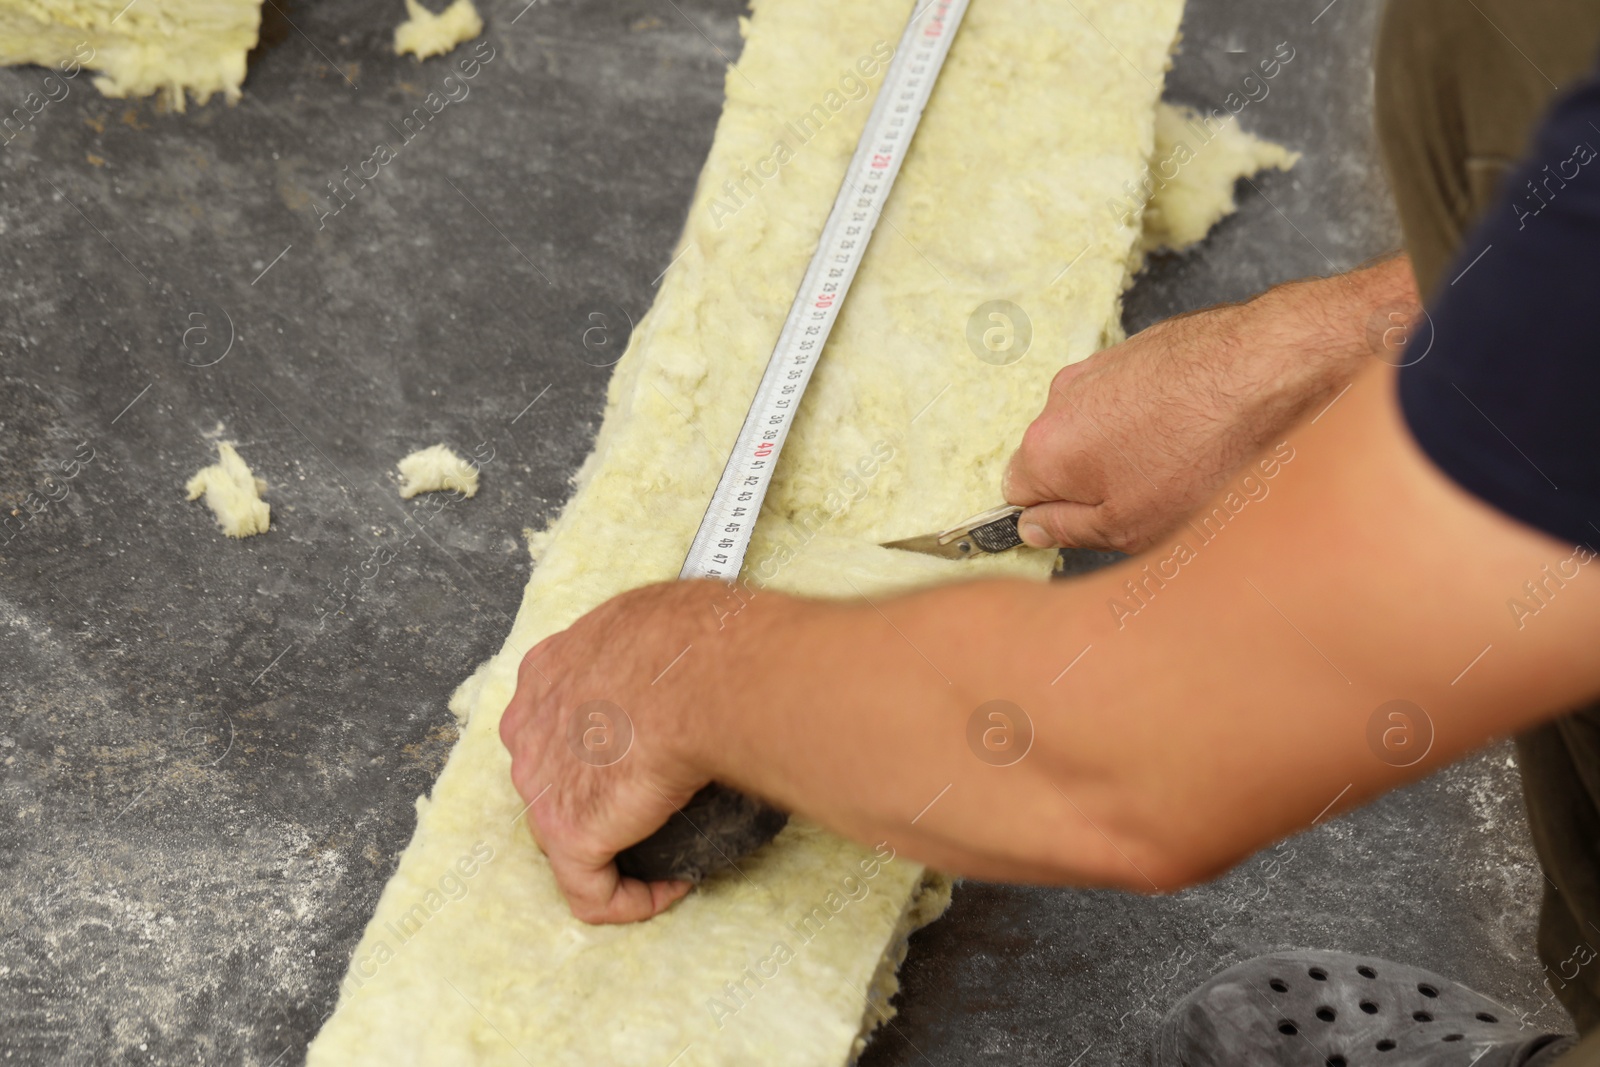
[{"x1": 1374, "y1": 0, "x2": 1600, "y2": 296}]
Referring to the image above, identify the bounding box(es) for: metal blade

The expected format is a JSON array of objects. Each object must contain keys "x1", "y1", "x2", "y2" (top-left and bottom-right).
[
  {"x1": 882, "y1": 504, "x2": 1025, "y2": 559},
  {"x1": 881, "y1": 531, "x2": 983, "y2": 560}
]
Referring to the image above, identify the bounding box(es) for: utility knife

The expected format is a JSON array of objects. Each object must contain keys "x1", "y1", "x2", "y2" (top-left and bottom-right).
[{"x1": 881, "y1": 504, "x2": 1026, "y2": 559}]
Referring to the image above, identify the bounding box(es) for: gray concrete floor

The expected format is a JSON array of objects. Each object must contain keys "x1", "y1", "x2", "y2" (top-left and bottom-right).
[{"x1": 0, "y1": 0, "x2": 1563, "y2": 1064}]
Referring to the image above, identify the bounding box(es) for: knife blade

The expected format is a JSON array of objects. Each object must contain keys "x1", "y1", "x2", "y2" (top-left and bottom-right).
[{"x1": 881, "y1": 503, "x2": 1026, "y2": 559}]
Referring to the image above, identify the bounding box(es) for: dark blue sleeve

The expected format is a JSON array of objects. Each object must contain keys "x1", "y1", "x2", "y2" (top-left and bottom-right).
[{"x1": 1398, "y1": 74, "x2": 1600, "y2": 551}]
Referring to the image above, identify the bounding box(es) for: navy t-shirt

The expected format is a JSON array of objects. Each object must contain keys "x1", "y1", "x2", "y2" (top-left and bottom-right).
[{"x1": 1399, "y1": 73, "x2": 1600, "y2": 551}]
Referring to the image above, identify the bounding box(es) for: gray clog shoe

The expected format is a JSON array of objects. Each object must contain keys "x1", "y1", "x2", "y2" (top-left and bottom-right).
[{"x1": 1151, "y1": 949, "x2": 1571, "y2": 1067}]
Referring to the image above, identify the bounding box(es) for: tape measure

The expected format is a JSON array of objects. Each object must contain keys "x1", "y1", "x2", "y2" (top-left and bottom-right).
[
  {"x1": 624, "y1": 0, "x2": 971, "y2": 884},
  {"x1": 680, "y1": 0, "x2": 970, "y2": 581}
]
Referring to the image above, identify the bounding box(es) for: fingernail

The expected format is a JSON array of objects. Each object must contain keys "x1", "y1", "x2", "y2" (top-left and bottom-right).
[{"x1": 1019, "y1": 522, "x2": 1054, "y2": 549}]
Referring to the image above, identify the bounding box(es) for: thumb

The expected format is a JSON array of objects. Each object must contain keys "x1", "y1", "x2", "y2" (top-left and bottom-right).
[
  {"x1": 546, "y1": 847, "x2": 693, "y2": 925},
  {"x1": 1017, "y1": 500, "x2": 1109, "y2": 551}
]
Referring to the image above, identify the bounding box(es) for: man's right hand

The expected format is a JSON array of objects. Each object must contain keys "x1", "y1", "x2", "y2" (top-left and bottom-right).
[{"x1": 1004, "y1": 255, "x2": 1421, "y2": 553}]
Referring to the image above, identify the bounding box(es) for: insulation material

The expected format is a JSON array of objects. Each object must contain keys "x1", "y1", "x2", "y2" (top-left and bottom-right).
[
  {"x1": 308, "y1": 0, "x2": 1189, "y2": 1063},
  {"x1": 0, "y1": 0, "x2": 261, "y2": 109},
  {"x1": 397, "y1": 444, "x2": 479, "y2": 499},
  {"x1": 394, "y1": 0, "x2": 483, "y2": 60},
  {"x1": 185, "y1": 442, "x2": 269, "y2": 538},
  {"x1": 1138, "y1": 101, "x2": 1300, "y2": 256}
]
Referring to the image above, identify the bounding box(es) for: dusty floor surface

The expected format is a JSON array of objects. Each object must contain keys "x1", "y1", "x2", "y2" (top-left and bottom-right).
[{"x1": 0, "y1": 0, "x2": 1563, "y2": 1064}]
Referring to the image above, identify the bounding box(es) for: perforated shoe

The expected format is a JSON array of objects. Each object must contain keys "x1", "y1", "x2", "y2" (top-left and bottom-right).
[{"x1": 1151, "y1": 949, "x2": 1572, "y2": 1067}]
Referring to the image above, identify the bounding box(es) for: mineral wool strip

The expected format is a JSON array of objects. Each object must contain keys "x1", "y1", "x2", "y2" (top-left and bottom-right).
[
  {"x1": 0, "y1": 0, "x2": 262, "y2": 108},
  {"x1": 309, "y1": 0, "x2": 1186, "y2": 1062}
]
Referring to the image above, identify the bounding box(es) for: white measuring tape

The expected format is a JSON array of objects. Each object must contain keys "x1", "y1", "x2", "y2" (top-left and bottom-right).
[{"x1": 680, "y1": 0, "x2": 970, "y2": 581}]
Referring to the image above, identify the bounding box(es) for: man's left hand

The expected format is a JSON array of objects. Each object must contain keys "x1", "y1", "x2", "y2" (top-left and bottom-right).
[{"x1": 498, "y1": 580, "x2": 736, "y2": 924}]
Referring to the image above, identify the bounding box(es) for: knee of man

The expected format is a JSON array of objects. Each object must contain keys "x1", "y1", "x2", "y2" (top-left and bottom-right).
[{"x1": 1373, "y1": 0, "x2": 1462, "y2": 144}]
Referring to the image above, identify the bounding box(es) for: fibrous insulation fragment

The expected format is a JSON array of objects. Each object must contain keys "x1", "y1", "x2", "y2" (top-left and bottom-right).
[
  {"x1": 394, "y1": 0, "x2": 483, "y2": 60},
  {"x1": 186, "y1": 442, "x2": 270, "y2": 538},
  {"x1": 397, "y1": 445, "x2": 479, "y2": 499}
]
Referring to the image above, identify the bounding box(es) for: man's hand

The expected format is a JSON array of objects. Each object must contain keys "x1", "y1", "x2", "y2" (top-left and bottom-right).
[
  {"x1": 499, "y1": 580, "x2": 732, "y2": 924},
  {"x1": 1004, "y1": 256, "x2": 1420, "y2": 553}
]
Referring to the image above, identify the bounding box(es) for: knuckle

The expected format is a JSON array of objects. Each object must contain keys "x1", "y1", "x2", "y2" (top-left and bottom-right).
[
  {"x1": 516, "y1": 646, "x2": 545, "y2": 688},
  {"x1": 1013, "y1": 420, "x2": 1080, "y2": 505},
  {"x1": 506, "y1": 751, "x2": 539, "y2": 805},
  {"x1": 1002, "y1": 454, "x2": 1023, "y2": 504},
  {"x1": 556, "y1": 871, "x2": 611, "y2": 924},
  {"x1": 1017, "y1": 416, "x2": 1057, "y2": 467},
  {"x1": 1049, "y1": 364, "x2": 1078, "y2": 394},
  {"x1": 498, "y1": 696, "x2": 524, "y2": 749},
  {"x1": 1056, "y1": 509, "x2": 1106, "y2": 552},
  {"x1": 1104, "y1": 522, "x2": 1140, "y2": 555}
]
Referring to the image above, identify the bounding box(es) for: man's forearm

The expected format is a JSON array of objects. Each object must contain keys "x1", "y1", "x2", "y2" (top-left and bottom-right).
[
  {"x1": 692, "y1": 362, "x2": 1600, "y2": 894},
  {"x1": 1229, "y1": 252, "x2": 1421, "y2": 429},
  {"x1": 694, "y1": 579, "x2": 1140, "y2": 886}
]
